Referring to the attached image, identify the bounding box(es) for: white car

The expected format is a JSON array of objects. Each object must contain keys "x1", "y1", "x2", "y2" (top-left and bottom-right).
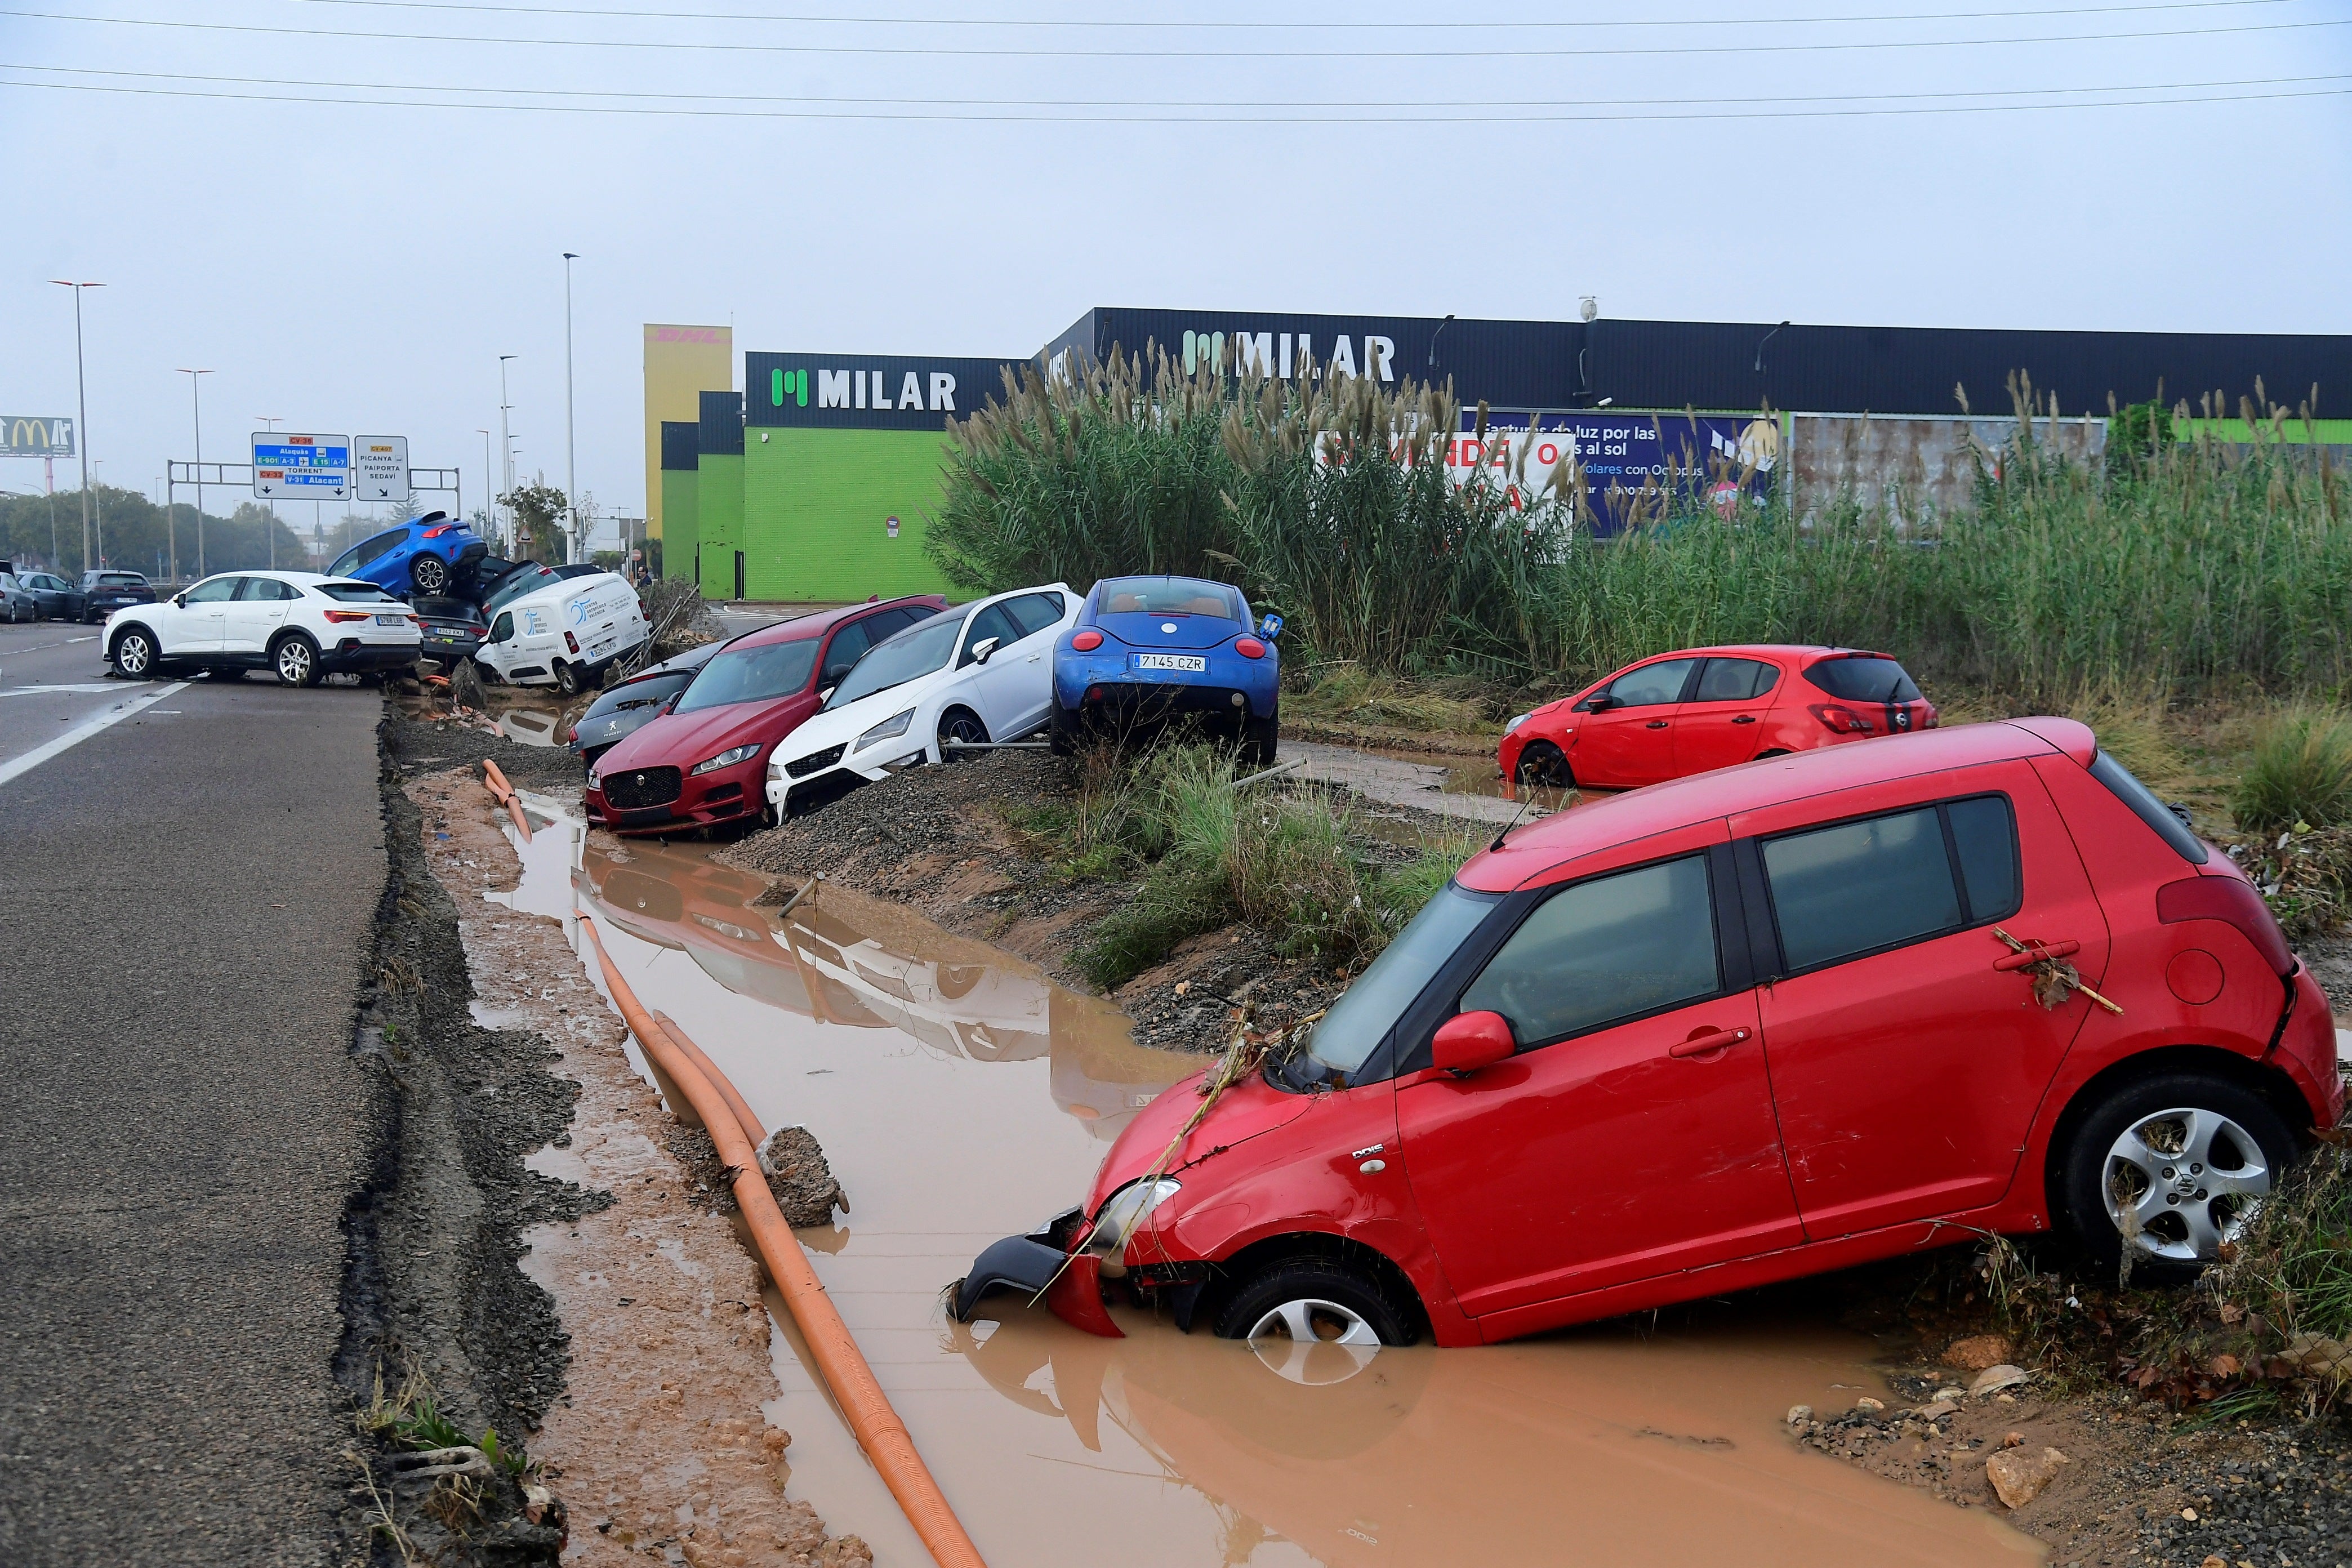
[
  {"x1": 472, "y1": 567, "x2": 649, "y2": 694},
  {"x1": 766, "y1": 583, "x2": 1077, "y2": 813},
  {"x1": 105, "y1": 570, "x2": 421, "y2": 686}
]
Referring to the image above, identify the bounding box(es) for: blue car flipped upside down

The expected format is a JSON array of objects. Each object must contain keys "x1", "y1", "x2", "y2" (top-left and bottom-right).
[{"x1": 1049, "y1": 574, "x2": 1281, "y2": 765}]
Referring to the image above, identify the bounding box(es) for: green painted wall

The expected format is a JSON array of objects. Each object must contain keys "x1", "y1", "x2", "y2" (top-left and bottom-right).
[
  {"x1": 742, "y1": 429, "x2": 954, "y2": 602},
  {"x1": 696, "y1": 452, "x2": 744, "y2": 595},
  {"x1": 2173, "y1": 418, "x2": 2352, "y2": 445},
  {"x1": 661, "y1": 468, "x2": 700, "y2": 584}
]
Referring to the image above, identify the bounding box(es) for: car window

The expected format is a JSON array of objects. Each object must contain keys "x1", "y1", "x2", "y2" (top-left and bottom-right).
[
  {"x1": 1692, "y1": 657, "x2": 1780, "y2": 703},
  {"x1": 1805, "y1": 654, "x2": 1922, "y2": 703},
  {"x1": 1461, "y1": 857, "x2": 1721, "y2": 1048},
  {"x1": 317, "y1": 581, "x2": 401, "y2": 604},
  {"x1": 589, "y1": 672, "x2": 691, "y2": 718},
  {"x1": 1604, "y1": 658, "x2": 1697, "y2": 708},
  {"x1": 98, "y1": 572, "x2": 145, "y2": 588},
  {"x1": 959, "y1": 603, "x2": 1022, "y2": 667},
  {"x1": 236, "y1": 577, "x2": 281, "y2": 601},
  {"x1": 184, "y1": 577, "x2": 241, "y2": 604},
  {"x1": 412, "y1": 595, "x2": 472, "y2": 618},
  {"x1": 676, "y1": 639, "x2": 821, "y2": 714},
  {"x1": 820, "y1": 620, "x2": 873, "y2": 685},
  {"x1": 484, "y1": 565, "x2": 562, "y2": 613},
  {"x1": 1761, "y1": 798, "x2": 2022, "y2": 973},
  {"x1": 489, "y1": 612, "x2": 514, "y2": 643},
  {"x1": 1297, "y1": 883, "x2": 1498, "y2": 1080},
  {"x1": 353, "y1": 530, "x2": 406, "y2": 568},
  {"x1": 1002, "y1": 591, "x2": 1066, "y2": 638},
  {"x1": 2089, "y1": 750, "x2": 2208, "y2": 865},
  {"x1": 1100, "y1": 577, "x2": 1241, "y2": 618},
  {"x1": 827, "y1": 614, "x2": 963, "y2": 708}
]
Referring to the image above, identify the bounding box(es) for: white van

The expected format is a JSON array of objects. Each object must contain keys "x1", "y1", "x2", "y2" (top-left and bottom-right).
[{"x1": 474, "y1": 568, "x2": 649, "y2": 694}]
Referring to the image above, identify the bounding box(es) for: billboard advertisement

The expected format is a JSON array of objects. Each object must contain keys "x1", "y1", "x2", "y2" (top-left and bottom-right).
[
  {"x1": 1450, "y1": 411, "x2": 1781, "y2": 534},
  {"x1": 2, "y1": 416, "x2": 74, "y2": 457}
]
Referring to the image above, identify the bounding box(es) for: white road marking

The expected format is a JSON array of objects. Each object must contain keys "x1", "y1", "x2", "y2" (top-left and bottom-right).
[
  {"x1": 67, "y1": 635, "x2": 97, "y2": 643},
  {"x1": 0, "y1": 681, "x2": 190, "y2": 790},
  {"x1": 0, "y1": 683, "x2": 119, "y2": 697}
]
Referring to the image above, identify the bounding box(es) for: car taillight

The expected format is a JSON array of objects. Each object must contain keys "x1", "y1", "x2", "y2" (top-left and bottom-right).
[
  {"x1": 1085, "y1": 685, "x2": 1103, "y2": 702},
  {"x1": 1071, "y1": 630, "x2": 1103, "y2": 652},
  {"x1": 420, "y1": 524, "x2": 456, "y2": 538},
  {"x1": 324, "y1": 609, "x2": 372, "y2": 623},
  {"x1": 567, "y1": 726, "x2": 579, "y2": 743},
  {"x1": 1920, "y1": 703, "x2": 1940, "y2": 728},
  {"x1": 1234, "y1": 636, "x2": 1266, "y2": 659},
  {"x1": 2158, "y1": 875, "x2": 2294, "y2": 974},
  {"x1": 564, "y1": 630, "x2": 580, "y2": 653},
  {"x1": 1807, "y1": 702, "x2": 1874, "y2": 734}
]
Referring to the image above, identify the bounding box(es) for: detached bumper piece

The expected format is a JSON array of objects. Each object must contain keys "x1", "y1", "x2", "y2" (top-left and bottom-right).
[{"x1": 948, "y1": 1213, "x2": 1215, "y2": 1339}]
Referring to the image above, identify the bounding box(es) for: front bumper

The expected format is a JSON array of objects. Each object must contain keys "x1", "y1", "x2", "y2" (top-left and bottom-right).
[
  {"x1": 321, "y1": 638, "x2": 422, "y2": 673},
  {"x1": 947, "y1": 1211, "x2": 1128, "y2": 1338},
  {"x1": 587, "y1": 752, "x2": 765, "y2": 834}
]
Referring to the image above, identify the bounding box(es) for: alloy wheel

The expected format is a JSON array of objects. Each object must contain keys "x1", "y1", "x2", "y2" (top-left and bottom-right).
[
  {"x1": 412, "y1": 555, "x2": 448, "y2": 594},
  {"x1": 277, "y1": 639, "x2": 315, "y2": 686},
  {"x1": 2101, "y1": 1106, "x2": 2270, "y2": 1262},
  {"x1": 1245, "y1": 1298, "x2": 1383, "y2": 1386},
  {"x1": 117, "y1": 634, "x2": 152, "y2": 677},
  {"x1": 938, "y1": 712, "x2": 987, "y2": 756}
]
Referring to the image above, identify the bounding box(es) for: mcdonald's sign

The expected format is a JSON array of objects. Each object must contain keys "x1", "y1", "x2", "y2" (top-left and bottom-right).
[{"x1": 2, "y1": 417, "x2": 74, "y2": 457}]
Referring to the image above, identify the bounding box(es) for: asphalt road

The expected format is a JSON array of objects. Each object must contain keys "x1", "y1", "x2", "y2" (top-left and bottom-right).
[{"x1": 0, "y1": 632, "x2": 387, "y2": 1566}]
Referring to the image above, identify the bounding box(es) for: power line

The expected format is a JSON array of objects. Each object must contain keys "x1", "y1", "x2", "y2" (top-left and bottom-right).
[
  {"x1": 2, "y1": 70, "x2": 2342, "y2": 122},
  {"x1": 6, "y1": 6, "x2": 2345, "y2": 59},
  {"x1": 288, "y1": 0, "x2": 2300, "y2": 30},
  {"x1": 8, "y1": 59, "x2": 2346, "y2": 113}
]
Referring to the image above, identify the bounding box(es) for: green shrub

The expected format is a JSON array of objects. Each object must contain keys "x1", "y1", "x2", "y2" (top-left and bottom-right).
[{"x1": 2233, "y1": 709, "x2": 2352, "y2": 831}]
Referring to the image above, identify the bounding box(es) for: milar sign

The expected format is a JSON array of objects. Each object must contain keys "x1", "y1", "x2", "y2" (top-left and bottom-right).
[{"x1": 744, "y1": 351, "x2": 1023, "y2": 431}]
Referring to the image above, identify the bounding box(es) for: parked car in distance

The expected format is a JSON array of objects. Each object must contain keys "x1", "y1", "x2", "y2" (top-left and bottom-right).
[
  {"x1": 0, "y1": 572, "x2": 38, "y2": 622},
  {"x1": 327, "y1": 512, "x2": 490, "y2": 599},
  {"x1": 951, "y1": 718, "x2": 2340, "y2": 1352},
  {"x1": 9, "y1": 570, "x2": 81, "y2": 620},
  {"x1": 106, "y1": 571, "x2": 422, "y2": 685},
  {"x1": 569, "y1": 642, "x2": 721, "y2": 770},
  {"x1": 1051, "y1": 576, "x2": 1281, "y2": 765},
  {"x1": 587, "y1": 595, "x2": 948, "y2": 834},
  {"x1": 1498, "y1": 644, "x2": 1938, "y2": 791},
  {"x1": 471, "y1": 570, "x2": 648, "y2": 694},
  {"x1": 80, "y1": 569, "x2": 157, "y2": 623},
  {"x1": 765, "y1": 585, "x2": 1078, "y2": 816},
  {"x1": 411, "y1": 596, "x2": 490, "y2": 666}
]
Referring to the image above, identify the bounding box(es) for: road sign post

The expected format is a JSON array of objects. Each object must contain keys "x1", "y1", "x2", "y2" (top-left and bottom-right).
[
  {"x1": 354, "y1": 436, "x2": 411, "y2": 504},
  {"x1": 252, "y1": 434, "x2": 350, "y2": 501}
]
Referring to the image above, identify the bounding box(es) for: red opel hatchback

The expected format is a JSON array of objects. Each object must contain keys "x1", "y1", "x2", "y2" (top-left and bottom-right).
[
  {"x1": 1498, "y1": 644, "x2": 1939, "y2": 790},
  {"x1": 586, "y1": 595, "x2": 946, "y2": 835},
  {"x1": 952, "y1": 718, "x2": 2341, "y2": 1350}
]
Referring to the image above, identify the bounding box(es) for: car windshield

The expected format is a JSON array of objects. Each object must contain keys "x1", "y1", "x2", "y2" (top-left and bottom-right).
[
  {"x1": 1276, "y1": 882, "x2": 1498, "y2": 1089},
  {"x1": 824, "y1": 614, "x2": 962, "y2": 709},
  {"x1": 1099, "y1": 577, "x2": 1242, "y2": 619},
  {"x1": 587, "y1": 671, "x2": 692, "y2": 719},
  {"x1": 1806, "y1": 654, "x2": 1922, "y2": 703},
  {"x1": 483, "y1": 565, "x2": 562, "y2": 613},
  {"x1": 676, "y1": 639, "x2": 821, "y2": 713},
  {"x1": 411, "y1": 595, "x2": 479, "y2": 618},
  {"x1": 317, "y1": 581, "x2": 401, "y2": 603}
]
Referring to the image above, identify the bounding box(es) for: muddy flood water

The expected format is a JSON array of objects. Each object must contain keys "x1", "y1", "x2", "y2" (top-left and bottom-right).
[{"x1": 497, "y1": 796, "x2": 2042, "y2": 1568}]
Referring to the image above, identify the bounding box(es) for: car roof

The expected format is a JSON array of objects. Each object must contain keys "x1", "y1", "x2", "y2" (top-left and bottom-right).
[
  {"x1": 1614, "y1": 643, "x2": 1896, "y2": 663},
  {"x1": 727, "y1": 594, "x2": 948, "y2": 649},
  {"x1": 1457, "y1": 717, "x2": 2094, "y2": 893}
]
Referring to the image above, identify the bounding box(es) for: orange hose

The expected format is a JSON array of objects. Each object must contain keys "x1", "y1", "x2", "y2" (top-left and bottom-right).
[
  {"x1": 479, "y1": 760, "x2": 532, "y2": 842},
  {"x1": 653, "y1": 1010, "x2": 766, "y2": 1143},
  {"x1": 577, "y1": 915, "x2": 987, "y2": 1568}
]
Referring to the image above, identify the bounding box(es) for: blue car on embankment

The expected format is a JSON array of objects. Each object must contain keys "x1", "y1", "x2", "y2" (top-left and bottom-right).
[{"x1": 1048, "y1": 574, "x2": 1281, "y2": 765}]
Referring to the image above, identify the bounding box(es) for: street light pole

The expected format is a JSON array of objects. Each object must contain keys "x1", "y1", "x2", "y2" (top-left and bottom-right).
[
  {"x1": 256, "y1": 416, "x2": 282, "y2": 569},
  {"x1": 562, "y1": 252, "x2": 579, "y2": 565},
  {"x1": 477, "y1": 429, "x2": 493, "y2": 540},
  {"x1": 177, "y1": 370, "x2": 213, "y2": 577},
  {"x1": 498, "y1": 354, "x2": 518, "y2": 554},
  {"x1": 48, "y1": 280, "x2": 103, "y2": 572}
]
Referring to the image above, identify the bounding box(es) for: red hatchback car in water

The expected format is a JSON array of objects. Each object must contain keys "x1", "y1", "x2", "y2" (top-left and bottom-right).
[
  {"x1": 586, "y1": 595, "x2": 946, "y2": 835},
  {"x1": 952, "y1": 718, "x2": 2341, "y2": 1351},
  {"x1": 1498, "y1": 644, "x2": 1939, "y2": 790}
]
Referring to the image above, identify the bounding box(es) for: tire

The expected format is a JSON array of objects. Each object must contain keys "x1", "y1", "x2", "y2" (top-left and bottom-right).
[
  {"x1": 2054, "y1": 1070, "x2": 2297, "y2": 1282},
  {"x1": 410, "y1": 554, "x2": 449, "y2": 595},
  {"x1": 1242, "y1": 711, "x2": 1280, "y2": 770},
  {"x1": 1514, "y1": 740, "x2": 1573, "y2": 788},
  {"x1": 1213, "y1": 1257, "x2": 1418, "y2": 1357},
  {"x1": 554, "y1": 660, "x2": 583, "y2": 696},
  {"x1": 937, "y1": 707, "x2": 988, "y2": 759},
  {"x1": 112, "y1": 626, "x2": 158, "y2": 679},
  {"x1": 273, "y1": 632, "x2": 321, "y2": 687},
  {"x1": 1048, "y1": 703, "x2": 1079, "y2": 758}
]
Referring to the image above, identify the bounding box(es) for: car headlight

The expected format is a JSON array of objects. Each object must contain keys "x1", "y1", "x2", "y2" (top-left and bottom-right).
[
  {"x1": 586, "y1": 764, "x2": 602, "y2": 788},
  {"x1": 1083, "y1": 1177, "x2": 1181, "y2": 1267},
  {"x1": 854, "y1": 707, "x2": 915, "y2": 753},
  {"x1": 1504, "y1": 712, "x2": 1531, "y2": 736},
  {"x1": 691, "y1": 743, "x2": 760, "y2": 776}
]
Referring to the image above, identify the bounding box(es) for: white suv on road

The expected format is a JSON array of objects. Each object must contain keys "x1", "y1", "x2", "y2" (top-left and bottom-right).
[{"x1": 106, "y1": 571, "x2": 422, "y2": 687}]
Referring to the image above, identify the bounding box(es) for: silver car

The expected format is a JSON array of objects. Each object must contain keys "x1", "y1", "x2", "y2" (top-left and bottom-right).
[{"x1": 0, "y1": 573, "x2": 39, "y2": 623}]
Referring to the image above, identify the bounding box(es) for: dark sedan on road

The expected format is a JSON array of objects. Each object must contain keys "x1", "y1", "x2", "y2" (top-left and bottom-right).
[
  {"x1": 10, "y1": 570, "x2": 82, "y2": 620},
  {"x1": 412, "y1": 595, "x2": 490, "y2": 665},
  {"x1": 568, "y1": 642, "x2": 721, "y2": 769},
  {"x1": 79, "y1": 570, "x2": 156, "y2": 623}
]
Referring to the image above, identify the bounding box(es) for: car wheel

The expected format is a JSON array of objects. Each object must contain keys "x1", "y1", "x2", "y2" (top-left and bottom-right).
[
  {"x1": 2055, "y1": 1071, "x2": 2296, "y2": 1282},
  {"x1": 554, "y1": 659, "x2": 583, "y2": 696},
  {"x1": 1213, "y1": 1258, "x2": 1418, "y2": 1365},
  {"x1": 937, "y1": 707, "x2": 988, "y2": 759},
  {"x1": 1242, "y1": 711, "x2": 1280, "y2": 769},
  {"x1": 1515, "y1": 740, "x2": 1573, "y2": 788},
  {"x1": 112, "y1": 626, "x2": 158, "y2": 678},
  {"x1": 273, "y1": 633, "x2": 322, "y2": 687},
  {"x1": 410, "y1": 554, "x2": 449, "y2": 595}
]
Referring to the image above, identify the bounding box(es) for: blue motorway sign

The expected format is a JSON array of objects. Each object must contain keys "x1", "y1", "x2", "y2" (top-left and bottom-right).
[{"x1": 252, "y1": 434, "x2": 350, "y2": 498}]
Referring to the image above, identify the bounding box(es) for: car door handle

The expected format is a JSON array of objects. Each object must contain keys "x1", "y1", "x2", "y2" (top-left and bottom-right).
[
  {"x1": 1731, "y1": 715, "x2": 1756, "y2": 724},
  {"x1": 1994, "y1": 939, "x2": 2081, "y2": 971},
  {"x1": 1669, "y1": 1027, "x2": 1751, "y2": 1058},
  {"x1": 1646, "y1": 720, "x2": 1669, "y2": 729}
]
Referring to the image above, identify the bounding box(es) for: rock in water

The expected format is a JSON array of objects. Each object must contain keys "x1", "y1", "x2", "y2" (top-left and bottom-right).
[
  {"x1": 451, "y1": 657, "x2": 488, "y2": 711},
  {"x1": 1985, "y1": 1446, "x2": 2069, "y2": 1509},
  {"x1": 761, "y1": 1125, "x2": 848, "y2": 1227}
]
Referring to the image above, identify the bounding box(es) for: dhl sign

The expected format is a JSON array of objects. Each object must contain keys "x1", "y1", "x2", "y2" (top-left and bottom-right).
[{"x1": 2, "y1": 416, "x2": 74, "y2": 457}]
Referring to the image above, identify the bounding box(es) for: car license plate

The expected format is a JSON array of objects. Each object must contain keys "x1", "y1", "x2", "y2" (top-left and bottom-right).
[
  {"x1": 1134, "y1": 653, "x2": 1207, "y2": 672},
  {"x1": 375, "y1": 614, "x2": 406, "y2": 626}
]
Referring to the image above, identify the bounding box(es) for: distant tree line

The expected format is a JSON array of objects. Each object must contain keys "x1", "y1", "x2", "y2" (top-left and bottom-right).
[{"x1": 0, "y1": 485, "x2": 310, "y2": 582}]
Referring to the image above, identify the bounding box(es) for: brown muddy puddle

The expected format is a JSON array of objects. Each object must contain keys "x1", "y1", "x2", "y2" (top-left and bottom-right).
[
  {"x1": 499, "y1": 806, "x2": 2039, "y2": 1568},
  {"x1": 1364, "y1": 745, "x2": 1580, "y2": 812}
]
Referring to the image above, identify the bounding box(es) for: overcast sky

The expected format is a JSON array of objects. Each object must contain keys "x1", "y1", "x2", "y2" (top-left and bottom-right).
[{"x1": 5, "y1": 2, "x2": 2348, "y2": 528}]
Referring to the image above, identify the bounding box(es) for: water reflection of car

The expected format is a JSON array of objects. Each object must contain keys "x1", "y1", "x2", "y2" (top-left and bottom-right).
[{"x1": 568, "y1": 643, "x2": 720, "y2": 770}]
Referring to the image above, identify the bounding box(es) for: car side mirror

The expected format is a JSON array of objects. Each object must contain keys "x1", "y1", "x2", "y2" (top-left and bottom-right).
[
  {"x1": 970, "y1": 636, "x2": 1000, "y2": 666},
  {"x1": 173, "y1": 593, "x2": 188, "y2": 608},
  {"x1": 1432, "y1": 1010, "x2": 1516, "y2": 1076},
  {"x1": 1580, "y1": 693, "x2": 1616, "y2": 713}
]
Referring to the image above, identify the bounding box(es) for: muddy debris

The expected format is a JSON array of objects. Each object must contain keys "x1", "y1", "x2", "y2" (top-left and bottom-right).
[
  {"x1": 1986, "y1": 1445, "x2": 2070, "y2": 1508},
  {"x1": 661, "y1": 1122, "x2": 848, "y2": 1229}
]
